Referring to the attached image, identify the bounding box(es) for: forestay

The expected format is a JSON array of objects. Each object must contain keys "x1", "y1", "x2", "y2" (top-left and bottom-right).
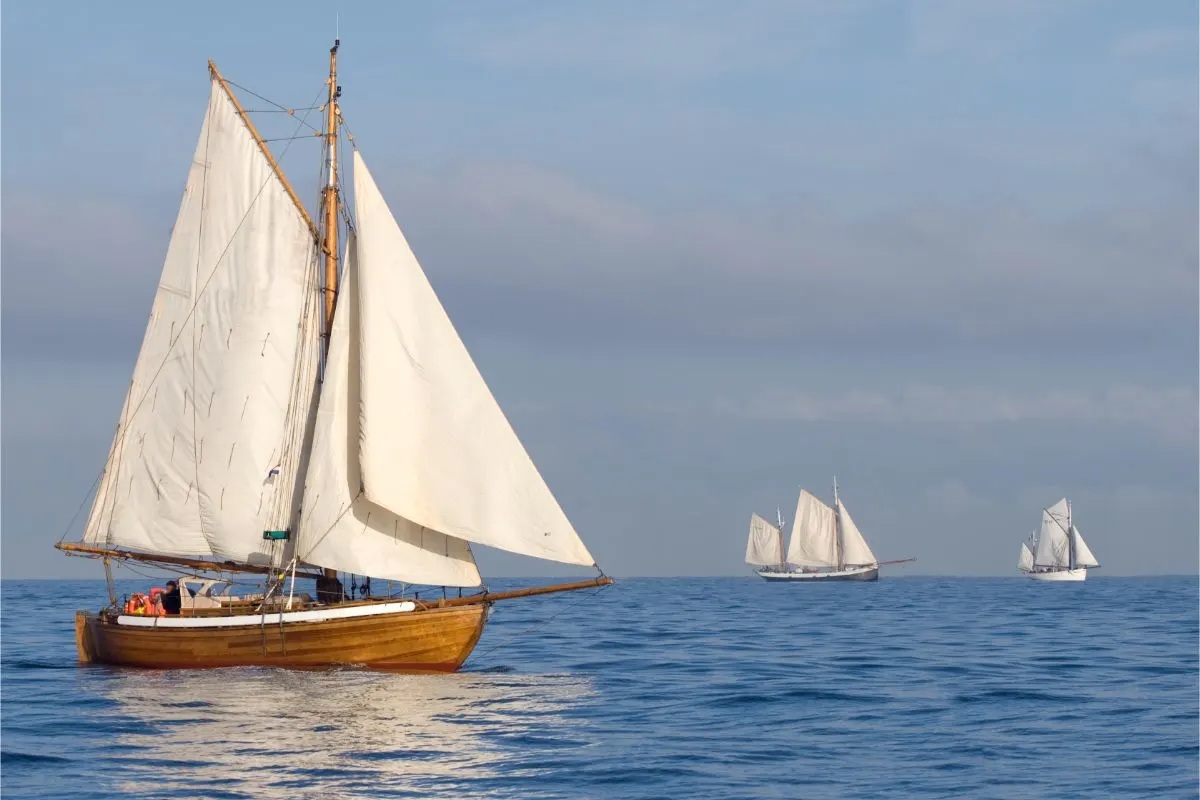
[
  {"x1": 84, "y1": 79, "x2": 321, "y2": 566},
  {"x1": 351, "y1": 152, "x2": 595, "y2": 567},
  {"x1": 787, "y1": 490, "x2": 837, "y2": 567},
  {"x1": 836, "y1": 500, "x2": 877, "y2": 566},
  {"x1": 296, "y1": 236, "x2": 482, "y2": 586},
  {"x1": 745, "y1": 514, "x2": 784, "y2": 566}
]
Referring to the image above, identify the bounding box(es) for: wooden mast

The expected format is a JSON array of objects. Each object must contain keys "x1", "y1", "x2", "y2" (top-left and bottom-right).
[
  {"x1": 321, "y1": 37, "x2": 342, "y2": 582},
  {"x1": 322, "y1": 38, "x2": 341, "y2": 349},
  {"x1": 56, "y1": 542, "x2": 325, "y2": 581}
]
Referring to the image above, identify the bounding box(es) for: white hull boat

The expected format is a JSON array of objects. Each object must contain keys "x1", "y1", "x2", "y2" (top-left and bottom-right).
[
  {"x1": 1027, "y1": 568, "x2": 1087, "y2": 582},
  {"x1": 1018, "y1": 498, "x2": 1098, "y2": 582}
]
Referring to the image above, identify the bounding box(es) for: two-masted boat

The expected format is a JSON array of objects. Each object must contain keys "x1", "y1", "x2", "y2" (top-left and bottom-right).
[
  {"x1": 1018, "y1": 498, "x2": 1099, "y2": 582},
  {"x1": 745, "y1": 479, "x2": 913, "y2": 582},
  {"x1": 57, "y1": 41, "x2": 611, "y2": 670}
]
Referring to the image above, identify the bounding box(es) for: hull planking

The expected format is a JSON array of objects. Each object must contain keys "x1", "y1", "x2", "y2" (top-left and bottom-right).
[{"x1": 75, "y1": 602, "x2": 487, "y2": 671}]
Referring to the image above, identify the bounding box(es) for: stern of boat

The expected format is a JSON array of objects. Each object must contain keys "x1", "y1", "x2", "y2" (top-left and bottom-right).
[{"x1": 74, "y1": 611, "x2": 98, "y2": 663}]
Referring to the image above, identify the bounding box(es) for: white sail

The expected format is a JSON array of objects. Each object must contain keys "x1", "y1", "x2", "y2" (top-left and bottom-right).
[
  {"x1": 84, "y1": 79, "x2": 321, "y2": 566},
  {"x1": 1034, "y1": 499, "x2": 1071, "y2": 567},
  {"x1": 296, "y1": 236, "x2": 481, "y2": 586},
  {"x1": 745, "y1": 513, "x2": 784, "y2": 566},
  {"x1": 1071, "y1": 525, "x2": 1099, "y2": 568},
  {"x1": 351, "y1": 152, "x2": 594, "y2": 566},
  {"x1": 836, "y1": 500, "x2": 877, "y2": 566},
  {"x1": 786, "y1": 490, "x2": 837, "y2": 567},
  {"x1": 1018, "y1": 542, "x2": 1034, "y2": 572}
]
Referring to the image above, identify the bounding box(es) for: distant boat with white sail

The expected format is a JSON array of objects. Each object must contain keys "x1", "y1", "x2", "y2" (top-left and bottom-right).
[
  {"x1": 1019, "y1": 498, "x2": 1099, "y2": 582},
  {"x1": 745, "y1": 479, "x2": 914, "y2": 582}
]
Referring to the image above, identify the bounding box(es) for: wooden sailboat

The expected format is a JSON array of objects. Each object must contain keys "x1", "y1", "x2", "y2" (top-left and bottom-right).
[
  {"x1": 1018, "y1": 498, "x2": 1098, "y2": 582},
  {"x1": 57, "y1": 40, "x2": 611, "y2": 670},
  {"x1": 745, "y1": 478, "x2": 914, "y2": 582}
]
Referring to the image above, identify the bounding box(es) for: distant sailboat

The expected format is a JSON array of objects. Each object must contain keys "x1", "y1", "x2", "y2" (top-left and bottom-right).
[
  {"x1": 745, "y1": 479, "x2": 914, "y2": 582},
  {"x1": 1019, "y1": 498, "x2": 1099, "y2": 582}
]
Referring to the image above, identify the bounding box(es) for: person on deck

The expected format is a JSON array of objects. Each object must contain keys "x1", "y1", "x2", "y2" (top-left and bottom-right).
[
  {"x1": 315, "y1": 574, "x2": 345, "y2": 605},
  {"x1": 160, "y1": 580, "x2": 182, "y2": 615}
]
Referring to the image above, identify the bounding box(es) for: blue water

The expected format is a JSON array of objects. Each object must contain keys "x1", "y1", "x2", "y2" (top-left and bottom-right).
[{"x1": 2, "y1": 576, "x2": 1196, "y2": 799}]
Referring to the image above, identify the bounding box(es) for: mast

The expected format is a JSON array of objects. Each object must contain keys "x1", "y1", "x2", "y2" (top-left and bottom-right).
[
  {"x1": 322, "y1": 37, "x2": 342, "y2": 353},
  {"x1": 776, "y1": 507, "x2": 785, "y2": 565},
  {"x1": 832, "y1": 476, "x2": 842, "y2": 570},
  {"x1": 1066, "y1": 498, "x2": 1075, "y2": 571},
  {"x1": 321, "y1": 36, "x2": 342, "y2": 582}
]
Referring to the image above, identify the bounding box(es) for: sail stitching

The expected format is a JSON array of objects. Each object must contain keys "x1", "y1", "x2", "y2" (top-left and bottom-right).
[{"x1": 87, "y1": 86, "x2": 323, "y2": 559}]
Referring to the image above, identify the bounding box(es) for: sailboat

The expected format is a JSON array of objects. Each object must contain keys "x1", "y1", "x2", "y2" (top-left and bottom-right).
[
  {"x1": 745, "y1": 479, "x2": 914, "y2": 582},
  {"x1": 1018, "y1": 497, "x2": 1099, "y2": 581},
  {"x1": 56, "y1": 41, "x2": 611, "y2": 670}
]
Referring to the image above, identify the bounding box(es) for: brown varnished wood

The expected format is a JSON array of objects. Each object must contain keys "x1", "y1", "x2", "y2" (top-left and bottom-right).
[
  {"x1": 429, "y1": 576, "x2": 614, "y2": 608},
  {"x1": 55, "y1": 542, "x2": 324, "y2": 581},
  {"x1": 75, "y1": 611, "x2": 96, "y2": 663},
  {"x1": 74, "y1": 577, "x2": 612, "y2": 670},
  {"x1": 208, "y1": 59, "x2": 320, "y2": 242},
  {"x1": 77, "y1": 603, "x2": 487, "y2": 672}
]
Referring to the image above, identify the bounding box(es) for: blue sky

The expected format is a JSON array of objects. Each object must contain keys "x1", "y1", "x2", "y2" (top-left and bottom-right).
[{"x1": 2, "y1": 0, "x2": 1196, "y2": 578}]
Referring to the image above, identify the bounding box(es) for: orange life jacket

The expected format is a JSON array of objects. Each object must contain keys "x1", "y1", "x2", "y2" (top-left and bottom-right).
[
  {"x1": 147, "y1": 588, "x2": 167, "y2": 616},
  {"x1": 124, "y1": 593, "x2": 150, "y2": 615}
]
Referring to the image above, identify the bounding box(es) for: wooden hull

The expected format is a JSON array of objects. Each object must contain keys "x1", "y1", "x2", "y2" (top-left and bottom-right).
[
  {"x1": 75, "y1": 602, "x2": 488, "y2": 671},
  {"x1": 756, "y1": 565, "x2": 879, "y2": 582}
]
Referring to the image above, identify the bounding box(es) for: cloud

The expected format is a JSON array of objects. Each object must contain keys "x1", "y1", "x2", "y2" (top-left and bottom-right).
[
  {"x1": 381, "y1": 149, "x2": 1196, "y2": 355},
  {"x1": 716, "y1": 385, "x2": 1198, "y2": 442},
  {"x1": 442, "y1": 1, "x2": 873, "y2": 79},
  {"x1": 1112, "y1": 27, "x2": 1198, "y2": 59},
  {"x1": 0, "y1": 192, "x2": 172, "y2": 359},
  {"x1": 904, "y1": 0, "x2": 1089, "y2": 61},
  {"x1": 11, "y1": 136, "x2": 1193, "y2": 365}
]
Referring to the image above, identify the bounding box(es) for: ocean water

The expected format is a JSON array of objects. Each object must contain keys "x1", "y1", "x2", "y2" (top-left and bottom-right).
[{"x1": 1, "y1": 576, "x2": 1196, "y2": 799}]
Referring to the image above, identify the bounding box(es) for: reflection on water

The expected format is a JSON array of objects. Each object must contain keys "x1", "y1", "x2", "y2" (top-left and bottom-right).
[{"x1": 92, "y1": 669, "x2": 594, "y2": 798}]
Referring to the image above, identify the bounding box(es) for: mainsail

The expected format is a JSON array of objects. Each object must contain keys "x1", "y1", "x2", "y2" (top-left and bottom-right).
[
  {"x1": 1034, "y1": 499, "x2": 1072, "y2": 568},
  {"x1": 83, "y1": 79, "x2": 321, "y2": 566},
  {"x1": 786, "y1": 490, "x2": 838, "y2": 567},
  {"x1": 745, "y1": 514, "x2": 784, "y2": 566}
]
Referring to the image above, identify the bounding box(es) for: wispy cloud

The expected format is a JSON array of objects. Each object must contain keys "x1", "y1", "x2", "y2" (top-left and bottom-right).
[
  {"x1": 442, "y1": 1, "x2": 873, "y2": 79},
  {"x1": 1112, "y1": 27, "x2": 1198, "y2": 59},
  {"x1": 904, "y1": 0, "x2": 1090, "y2": 61},
  {"x1": 384, "y1": 150, "x2": 1196, "y2": 354},
  {"x1": 716, "y1": 385, "x2": 1199, "y2": 442}
]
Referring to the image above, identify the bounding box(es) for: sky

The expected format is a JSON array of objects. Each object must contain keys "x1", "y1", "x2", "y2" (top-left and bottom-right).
[{"x1": 2, "y1": 0, "x2": 1196, "y2": 579}]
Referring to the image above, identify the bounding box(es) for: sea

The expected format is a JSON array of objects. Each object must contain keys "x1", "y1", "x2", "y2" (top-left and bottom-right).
[{"x1": 1, "y1": 576, "x2": 1196, "y2": 799}]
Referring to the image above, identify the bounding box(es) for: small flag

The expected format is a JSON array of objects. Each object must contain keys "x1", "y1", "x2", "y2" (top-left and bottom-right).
[{"x1": 267, "y1": 464, "x2": 281, "y2": 480}]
